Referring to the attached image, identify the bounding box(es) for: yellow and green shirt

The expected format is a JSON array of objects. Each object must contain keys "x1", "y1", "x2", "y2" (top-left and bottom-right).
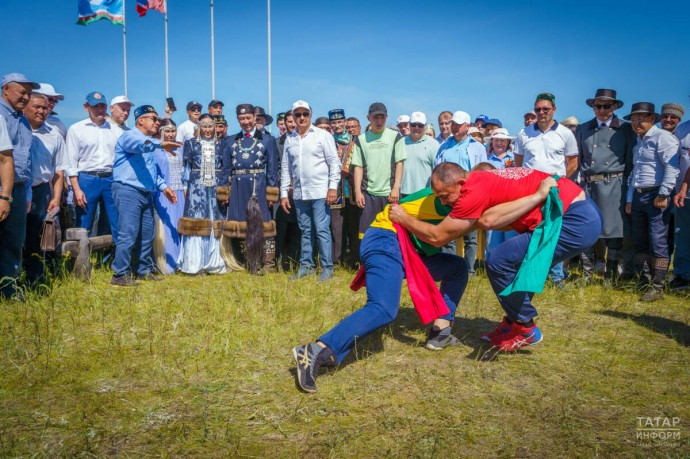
[{"x1": 368, "y1": 187, "x2": 451, "y2": 256}]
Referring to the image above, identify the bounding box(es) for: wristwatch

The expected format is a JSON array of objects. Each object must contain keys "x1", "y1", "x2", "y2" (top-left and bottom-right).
[{"x1": 0, "y1": 195, "x2": 12, "y2": 204}]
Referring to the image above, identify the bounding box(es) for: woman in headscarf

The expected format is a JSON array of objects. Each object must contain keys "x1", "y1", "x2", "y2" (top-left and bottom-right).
[
  {"x1": 153, "y1": 118, "x2": 186, "y2": 273},
  {"x1": 177, "y1": 114, "x2": 226, "y2": 274}
]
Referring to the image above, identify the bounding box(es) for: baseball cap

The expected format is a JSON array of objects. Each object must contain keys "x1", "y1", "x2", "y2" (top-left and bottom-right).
[
  {"x1": 186, "y1": 101, "x2": 202, "y2": 110},
  {"x1": 111, "y1": 95, "x2": 134, "y2": 107},
  {"x1": 0, "y1": 73, "x2": 39, "y2": 89},
  {"x1": 292, "y1": 100, "x2": 311, "y2": 112},
  {"x1": 485, "y1": 118, "x2": 503, "y2": 128},
  {"x1": 451, "y1": 111, "x2": 471, "y2": 125},
  {"x1": 35, "y1": 83, "x2": 64, "y2": 100},
  {"x1": 410, "y1": 112, "x2": 427, "y2": 124},
  {"x1": 208, "y1": 99, "x2": 224, "y2": 108},
  {"x1": 85, "y1": 91, "x2": 108, "y2": 106},
  {"x1": 474, "y1": 114, "x2": 489, "y2": 123},
  {"x1": 368, "y1": 102, "x2": 387, "y2": 116},
  {"x1": 397, "y1": 115, "x2": 411, "y2": 124}
]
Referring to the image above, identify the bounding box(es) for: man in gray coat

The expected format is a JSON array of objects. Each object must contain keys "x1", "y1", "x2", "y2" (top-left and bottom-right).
[{"x1": 576, "y1": 89, "x2": 636, "y2": 286}]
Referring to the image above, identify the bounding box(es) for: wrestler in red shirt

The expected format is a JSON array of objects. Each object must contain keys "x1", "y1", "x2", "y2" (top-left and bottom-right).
[{"x1": 390, "y1": 163, "x2": 601, "y2": 351}]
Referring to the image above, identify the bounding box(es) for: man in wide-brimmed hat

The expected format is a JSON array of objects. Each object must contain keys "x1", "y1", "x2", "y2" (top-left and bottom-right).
[
  {"x1": 575, "y1": 88, "x2": 636, "y2": 286},
  {"x1": 624, "y1": 102, "x2": 680, "y2": 301}
]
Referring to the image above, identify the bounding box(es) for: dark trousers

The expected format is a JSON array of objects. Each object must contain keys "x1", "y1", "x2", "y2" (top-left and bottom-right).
[
  {"x1": 76, "y1": 173, "x2": 119, "y2": 243},
  {"x1": 330, "y1": 205, "x2": 346, "y2": 265},
  {"x1": 485, "y1": 199, "x2": 601, "y2": 323},
  {"x1": 111, "y1": 182, "x2": 156, "y2": 277},
  {"x1": 631, "y1": 189, "x2": 671, "y2": 260},
  {"x1": 344, "y1": 200, "x2": 361, "y2": 268},
  {"x1": 358, "y1": 192, "x2": 388, "y2": 236},
  {"x1": 23, "y1": 182, "x2": 55, "y2": 283},
  {"x1": 0, "y1": 183, "x2": 28, "y2": 298}
]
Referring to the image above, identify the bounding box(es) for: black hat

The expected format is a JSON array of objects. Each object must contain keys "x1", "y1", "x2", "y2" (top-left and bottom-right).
[
  {"x1": 213, "y1": 114, "x2": 227, "y2": 125},
  {"x1": 186, "y1": 101, "x2": 202, "y2": 111},
  {"x1": 254, "y1": 106, "x2": 273, "y2": 125},
  {"x1": 624, "y1": 102, "x2": 660, "y2": 123},
  {"x1": 368, "y1": 102, "x2": 387, "y2": 116},
  {"x1": 586, "y1": 89, "x2": 624, "y2": 109},
  {"x1": 328, "y1": 109, "x2": 345, "y2": 121},
  {"x1": 236, "y1": 103, "x2": 255, "y2": 115},
  {"x1": 314, "y1": 116, "x2": 330, "y2": 126},
  {"x1": 276, "y1": 112, "x2": 286, "y2": 122},
  {"x1": 208, "y1": 99, "x2": 224, "y2": 108}
]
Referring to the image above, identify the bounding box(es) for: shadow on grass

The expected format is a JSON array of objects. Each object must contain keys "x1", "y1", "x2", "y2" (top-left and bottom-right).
[
  {"x1": 338, "y1": 307, "x2": 513, "y2": 367},
  {"x1": 597, "y1": 310, "x2": 690, "y2": 347}
]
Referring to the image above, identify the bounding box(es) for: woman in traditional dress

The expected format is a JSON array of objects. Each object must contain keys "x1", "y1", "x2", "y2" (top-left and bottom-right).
[
  {"x1": 153, "y1": 119, "x2": 186, "y2": 273},
  {"x1": 177, "y1": 114, "x2": 226, "y2": 274}
]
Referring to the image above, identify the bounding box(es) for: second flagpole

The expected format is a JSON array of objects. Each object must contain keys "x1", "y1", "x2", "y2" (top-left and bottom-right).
[{"x1": 123, "y1": 0, "x2": 128, "y2": 97}]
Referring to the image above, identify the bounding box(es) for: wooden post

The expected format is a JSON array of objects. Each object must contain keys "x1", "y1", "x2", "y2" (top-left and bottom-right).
[{"x1": 67, "y1": 228, "x2": 92, "y2": 280}]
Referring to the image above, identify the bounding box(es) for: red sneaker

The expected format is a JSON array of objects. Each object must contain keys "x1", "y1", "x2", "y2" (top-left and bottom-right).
[
  {"x1": 479, "y1": 316, "x2": 511, "y2": 344},
  {"x1": 494, "y1": 322, "x2": 543, "y2": 351}
]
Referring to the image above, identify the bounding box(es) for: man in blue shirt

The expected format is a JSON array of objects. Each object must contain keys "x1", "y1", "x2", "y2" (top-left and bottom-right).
[
  {"x1": 111, "y1": 105, "x2": 179, "y2": 286},
  {"x1": 434, "y1": 110, "x2": 487, "y2": 274},
  {"x1": 0, "y1": 73, "x2": 39, "y2": 299}
]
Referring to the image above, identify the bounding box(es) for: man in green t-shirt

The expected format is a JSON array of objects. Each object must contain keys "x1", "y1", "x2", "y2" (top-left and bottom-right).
[{"x1": 351, "y1": 102, "x2": 406, "y2": 237}]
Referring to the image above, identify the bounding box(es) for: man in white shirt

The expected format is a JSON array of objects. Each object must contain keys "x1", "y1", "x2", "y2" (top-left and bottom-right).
[
  {"x1": 514, "y1": 93, "x2": 579, "y2": 178},
  {"x1": 23, "y1": 93, "x2": 67, "y2": 283},
  {"x1": 280, "y1": 100, "x2": 341, "y2": 282},
  {"x1": 65, "y1": 91, "x2": 122, "y2": 241},
  {"x1": 176, "y1": 101, "x2": 202, "y2": 143},
  {"x1": 514, "y1": 92, "x2": 579, "y2": 287}
]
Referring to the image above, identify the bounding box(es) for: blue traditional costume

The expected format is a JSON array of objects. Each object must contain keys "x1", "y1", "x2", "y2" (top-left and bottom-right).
[
  {"x1": 220, "y1": 104, "x2": 279, "y2": 272},
  {"x1": 177, "y1": 116, "x2": 226, "y2": 274},
  {"x1": 154, "y1": 135, "x2": 185, "y2": 274}
]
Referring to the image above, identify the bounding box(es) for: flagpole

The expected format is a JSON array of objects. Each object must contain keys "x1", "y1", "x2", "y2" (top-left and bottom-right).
[
  {"x1": 164, "y1": 0, "x2": 169, "y2": 98},
  {"x1": 267, "y1": 0, "x2": 272, "y2": 116},
  {"x1": 123, "y1": 0, "x2": 128, "y2": 97},
  {"x1": 210, "y1": 0, "x2": 216, "y2": 99}
]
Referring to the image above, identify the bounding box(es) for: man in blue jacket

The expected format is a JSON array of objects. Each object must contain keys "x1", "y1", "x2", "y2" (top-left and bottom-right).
[{"x1": 111, "y1": 105, "x2": 179, "y2": 286}]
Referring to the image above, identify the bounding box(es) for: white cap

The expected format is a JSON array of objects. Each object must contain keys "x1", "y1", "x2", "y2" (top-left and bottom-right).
[
  {"x1": 111, "y1": 95, "x2": 135, "y2": 107},
  {"x1": 451, "y1": 111, "x2": 471, "y2": 125},
  {"x1": 35, "y1": 83, "x2": 64, "y2": 101},
  {"x1": 486, "y1": 128, "x2": 515, "y2": 140},
  {"x1": 292, "y1": 100, "x2": 311, "y2": 112},
  {"x1": 396, "y1": 115, "x2": 410, "y2": 124},
  {"x1": 410, "y1": 112, "x2": 427, "y2": 124}
]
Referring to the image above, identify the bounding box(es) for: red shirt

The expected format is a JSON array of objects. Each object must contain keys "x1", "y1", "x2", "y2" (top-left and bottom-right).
[{"x1": 448, "y1": 168, "x2": 583, "y2": 233}]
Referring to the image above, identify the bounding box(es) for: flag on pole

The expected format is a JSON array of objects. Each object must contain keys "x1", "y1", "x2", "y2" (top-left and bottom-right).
[
  {"x1": 136, "y1": 0, "x2": 166, "y2": 16},
  {"x1": 77, "y1": 0, "x2": 124, "y2": 25}
]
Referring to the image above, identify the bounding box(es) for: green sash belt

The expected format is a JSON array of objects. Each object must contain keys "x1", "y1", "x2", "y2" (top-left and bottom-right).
[{"x1": 500, "y1": 176, "x2": 563, "y2": 296}]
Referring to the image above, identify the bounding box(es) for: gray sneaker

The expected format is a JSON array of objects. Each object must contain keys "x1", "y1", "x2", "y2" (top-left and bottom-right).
[
  {"x1": 290, "y1": 266, "x2": 315, "y2": 281},
  {"x1": 293, "y1": 343, "x2": 333, "y2": 392},
  {"x1": 425, "y1": 326, "x2": 458, "y2": 351}
]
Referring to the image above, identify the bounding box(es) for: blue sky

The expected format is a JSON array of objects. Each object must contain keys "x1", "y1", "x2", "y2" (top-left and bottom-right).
[{"x1": 2, "y1": 0, "x2": 689, "y2": 134}]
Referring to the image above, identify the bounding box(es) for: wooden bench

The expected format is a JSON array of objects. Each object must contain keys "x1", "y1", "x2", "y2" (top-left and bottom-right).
[{"x1": 58, "y1": 228, "x2": 114, "y2": 280}]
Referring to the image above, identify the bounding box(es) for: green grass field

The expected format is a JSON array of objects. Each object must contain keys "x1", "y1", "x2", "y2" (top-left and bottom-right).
[{"x1": 1, "y1": 268, "x2": 688, "y2": 457}]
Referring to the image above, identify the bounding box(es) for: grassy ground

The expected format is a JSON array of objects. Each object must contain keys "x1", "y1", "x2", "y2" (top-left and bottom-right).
[{"x1": 0, "y1": 267, "x2": 688, "y2": 458}]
